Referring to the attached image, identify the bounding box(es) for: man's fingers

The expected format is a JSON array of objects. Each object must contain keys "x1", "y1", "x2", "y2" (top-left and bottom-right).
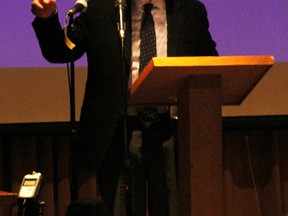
[
  {"x1": 31, "y1": 0, "x2": 43, "y2": 8},
  {"x1": 30, "y1": 0, "x2": 57, "y2": 18},
  {"x1": 42, "y1": 0, "x2": 56, "y2": 6},
  {"x1": 30, "y1": 3, "x2": 43, "y2": 16}
]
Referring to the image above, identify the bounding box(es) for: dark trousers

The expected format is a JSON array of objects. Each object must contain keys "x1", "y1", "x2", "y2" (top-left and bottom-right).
[
  {"x1": 76, "y1": 115, "x2": 177, "y2": 216},
  {"x1": 97, "y1": 121, "x2": 126, "y2": 211},
  {"x1": 122, "y1": 114, "x2": 177, "y2": 216},
  {"x1": 75, "y1": 120, "x2": 126, "y2": 214}
]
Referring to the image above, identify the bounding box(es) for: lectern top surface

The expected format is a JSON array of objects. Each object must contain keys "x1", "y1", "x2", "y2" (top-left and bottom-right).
[{"x1": 128, "y1": 56, "x2": 274, "y2": 105}]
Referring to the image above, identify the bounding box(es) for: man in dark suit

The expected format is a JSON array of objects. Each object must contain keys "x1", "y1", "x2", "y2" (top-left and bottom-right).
[{"x1": 31, "y1": 0, "x2": 218, "y2": 215}]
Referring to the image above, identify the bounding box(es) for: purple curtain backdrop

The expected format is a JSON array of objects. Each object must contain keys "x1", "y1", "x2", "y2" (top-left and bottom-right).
[{"x1": 0, "y1": 0, "x2": 287, "y2": 67}]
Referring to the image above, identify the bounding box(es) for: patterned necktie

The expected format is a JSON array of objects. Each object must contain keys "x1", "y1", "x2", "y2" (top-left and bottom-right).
[
  {"x1": 137, "y1": 3, "x2": 159, "y2": 129},
  {"x1": 139, "y1": 3, "x2": 156, "y2": 72}
]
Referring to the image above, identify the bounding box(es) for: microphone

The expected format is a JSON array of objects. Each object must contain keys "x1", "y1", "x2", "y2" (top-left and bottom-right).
[
  {"x1": 67, "y1": 0, "x2": 87, "y2": 17},
  {"x1": 114, "y1": 0, "x2": 127, "y2": 41}
]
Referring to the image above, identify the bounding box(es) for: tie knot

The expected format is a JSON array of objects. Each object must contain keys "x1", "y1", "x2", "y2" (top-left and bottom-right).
[{"x1": 143, "y1": 3, "x2": 153, "y2": 13}]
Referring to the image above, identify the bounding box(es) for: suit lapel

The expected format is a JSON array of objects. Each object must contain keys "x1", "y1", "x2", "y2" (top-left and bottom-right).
[
  {"x1": 166, "y1": 0, "x2": 184, "y2": 56},
  {"x1": 124, "y1": 0, "x2": 132, "y2": 68}
]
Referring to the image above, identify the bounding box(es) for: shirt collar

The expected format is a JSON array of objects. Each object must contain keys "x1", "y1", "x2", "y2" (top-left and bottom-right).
[{"x1": 132, "y1": 0, "x2": 165, "y2": 13}]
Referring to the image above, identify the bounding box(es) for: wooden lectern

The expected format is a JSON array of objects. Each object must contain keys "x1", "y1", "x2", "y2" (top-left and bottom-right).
[{"x1": 128, "y1": 56, "x2": 274, "y2": 216}]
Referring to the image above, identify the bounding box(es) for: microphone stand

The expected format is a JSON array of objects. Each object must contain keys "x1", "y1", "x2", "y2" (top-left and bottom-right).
[
  {"x1": 65, "y1": 14, "x2": 78, "y2": 203},
  {"x1": 115, "y1": 0, "x2": 132, "y2": 215}
]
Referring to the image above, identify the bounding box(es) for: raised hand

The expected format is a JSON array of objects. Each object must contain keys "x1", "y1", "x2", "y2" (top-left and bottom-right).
[{"x1": 31, "y1": 0, "x2": 57, "y2": 18}]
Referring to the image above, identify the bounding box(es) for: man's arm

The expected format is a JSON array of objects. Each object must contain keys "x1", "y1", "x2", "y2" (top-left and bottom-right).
[{"x1": 31, "y1": 0, "x2": 85, "y2": 63}]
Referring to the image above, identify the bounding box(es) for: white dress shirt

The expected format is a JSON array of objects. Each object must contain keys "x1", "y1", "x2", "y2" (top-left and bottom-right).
[
  {"x1": 128, "y1": 0, "x2": 172, "y2": 117},
  {"x1": 130, "y1": 0, "x2": 167, "y2": 85}
]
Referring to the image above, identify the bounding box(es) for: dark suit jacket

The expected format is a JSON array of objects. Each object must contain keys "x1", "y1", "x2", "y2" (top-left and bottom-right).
[{"x1": 32, "y1": 0, "x2": 218, "y2": 170}]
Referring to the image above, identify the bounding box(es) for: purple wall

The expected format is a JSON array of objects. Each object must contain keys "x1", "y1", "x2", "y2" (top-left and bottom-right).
[
  {"x1": 203, "y1": 0, "x2": 288, "y2": 61},
  {"x1": 0, "y1": 0, "x2": 287, "y2": 67}
]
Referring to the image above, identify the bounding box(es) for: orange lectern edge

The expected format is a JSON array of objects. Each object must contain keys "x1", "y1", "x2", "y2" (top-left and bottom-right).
[{"x1": 0, "y1": 190, "x2": 18, "y2": 206}]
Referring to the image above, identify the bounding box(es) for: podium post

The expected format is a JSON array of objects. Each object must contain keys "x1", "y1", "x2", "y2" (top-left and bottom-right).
[
  {"x1": 128, "y1": 56, "x2": 274, "y2": 216},
  {"x1": 177, "y1": 75, "x2": 223, "y2": 215}
]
